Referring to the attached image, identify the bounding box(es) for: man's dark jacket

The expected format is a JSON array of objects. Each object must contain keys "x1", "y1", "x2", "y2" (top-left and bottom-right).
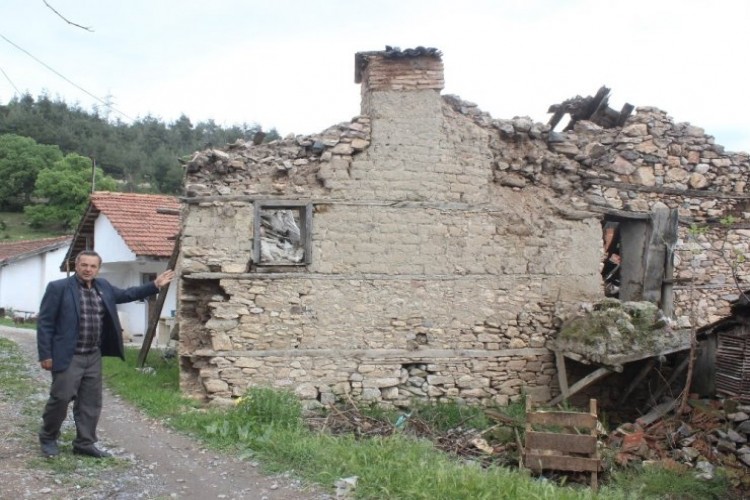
[{"x1": 37, "y1": 275, "x2": 159, "y2": 372}]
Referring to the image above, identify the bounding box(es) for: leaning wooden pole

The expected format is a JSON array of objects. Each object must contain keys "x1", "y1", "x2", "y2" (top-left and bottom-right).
[{"x1": 137, "y1": 236, "x2": 180, "y2": 367}]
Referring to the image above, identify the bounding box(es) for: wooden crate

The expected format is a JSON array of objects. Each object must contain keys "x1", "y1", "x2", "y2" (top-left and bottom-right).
[{"x1": 523, "y1": 398, "x2": 601, "y2": 489}]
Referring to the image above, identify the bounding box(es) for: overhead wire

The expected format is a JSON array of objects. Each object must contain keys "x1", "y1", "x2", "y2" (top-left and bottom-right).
[
  {"x1": 0, "y1": 64, "x2": 22, "y2": 95},
  {"x1": 0, "y1": 31, "x2": 135, "y2": 122}
]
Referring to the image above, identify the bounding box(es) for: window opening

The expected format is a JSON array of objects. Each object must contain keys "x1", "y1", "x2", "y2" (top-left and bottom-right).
[
  {"x1": 602, "y1": 221, "x2": 621, "y2": 297},
  {"x1": 253, "y1": 202, "x2": 312, "y2": 267},
  {"x1": 599, "y1": 206, "x2": 677, "y2": 307}
]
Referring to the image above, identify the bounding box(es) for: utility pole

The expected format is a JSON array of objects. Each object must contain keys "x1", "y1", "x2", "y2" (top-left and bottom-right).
[{"x1": 91, "y1": 156, "x2": 96, "y2": 193}]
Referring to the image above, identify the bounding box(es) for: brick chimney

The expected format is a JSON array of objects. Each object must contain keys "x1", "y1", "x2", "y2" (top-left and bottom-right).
[
  {"x1": 354, "y1": 47, "x2": 444, "y2": 116},
  {"x1": 355, "y1": 46, "x2": 444, "y2": 93}
]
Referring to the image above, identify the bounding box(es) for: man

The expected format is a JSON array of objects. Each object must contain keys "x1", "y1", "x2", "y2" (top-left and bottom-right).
[{"x1": 37, "y1": 250, "x2": 175, "y2": 458}]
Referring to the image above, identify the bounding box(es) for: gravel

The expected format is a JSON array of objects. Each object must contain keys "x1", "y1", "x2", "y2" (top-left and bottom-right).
[{"x1": 0, "y1": 326, "x2": 331, "y2": 500}]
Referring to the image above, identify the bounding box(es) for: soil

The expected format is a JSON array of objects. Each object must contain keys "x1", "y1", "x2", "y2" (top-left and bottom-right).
[{"x1": 0, "y1": 326, "x2": 331, "y2": 500}]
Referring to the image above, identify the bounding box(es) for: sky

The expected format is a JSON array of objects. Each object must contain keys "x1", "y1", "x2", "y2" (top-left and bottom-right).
[{"x1": 1, "y1": 0, "x2": 749, "y2": 153}]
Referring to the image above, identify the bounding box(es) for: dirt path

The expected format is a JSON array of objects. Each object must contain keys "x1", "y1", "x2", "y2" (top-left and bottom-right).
[{"x1": 0, "y1": 326, "x2": 330, "y2": 500}]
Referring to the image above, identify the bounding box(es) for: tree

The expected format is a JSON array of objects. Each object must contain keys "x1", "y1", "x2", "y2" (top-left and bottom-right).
[
  {"x1": 24, "y1": 153, "x2": 117, "y2": 228},
  {"x1": 1, "y1": 93, "x2": 279, "y2": 197},
  {"x1": 0, "y1": 134, "x2": 63, "y2": 210}
]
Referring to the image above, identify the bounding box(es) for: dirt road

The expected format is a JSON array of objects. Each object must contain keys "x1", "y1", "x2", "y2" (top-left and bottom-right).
[{"x1": 0, "y1": 326, "x2": 329, "y2": 499}]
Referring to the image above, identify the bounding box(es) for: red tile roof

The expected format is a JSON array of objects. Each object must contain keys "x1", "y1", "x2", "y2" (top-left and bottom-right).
[
  {"x1": 0, "y1": 236, "x2": 72, "y2": 264},
  {"x1": 90, "y1": 192, "x2": 180, "y2": 257}
]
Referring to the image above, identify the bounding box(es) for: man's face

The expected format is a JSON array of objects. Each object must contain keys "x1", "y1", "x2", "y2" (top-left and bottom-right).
[{"x1": 75, "y1": 255, "x2": 101, "y2": 285}]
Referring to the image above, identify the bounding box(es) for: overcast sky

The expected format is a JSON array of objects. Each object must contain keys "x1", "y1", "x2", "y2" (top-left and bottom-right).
[{"x1": 1, "y1": 0, "x2": 748, "y2": 153}]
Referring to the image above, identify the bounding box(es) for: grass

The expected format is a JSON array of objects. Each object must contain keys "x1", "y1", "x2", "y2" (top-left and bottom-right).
[
  {"x1": 0, "y1": 339, "x2": 735, "y2": 499},
  {"x1": 100, "y1": 347, "x2": 734, "y2": 499},
  {"x1": 609, "y1": 464, "x2": 730, "y2": 499},
  {"x1": 0, "y1": 211, "x2": 68, "y2": 241},
  {"x1": 0, "y1": 317, "x2": 36, "y2": 329}
]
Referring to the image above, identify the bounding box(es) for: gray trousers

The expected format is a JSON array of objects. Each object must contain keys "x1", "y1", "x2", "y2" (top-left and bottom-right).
[{"x1": 39, "y1": 352, "x2": 102, "y2": 449}]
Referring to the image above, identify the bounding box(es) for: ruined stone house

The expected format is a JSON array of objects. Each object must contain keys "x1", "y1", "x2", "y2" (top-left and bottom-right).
[{"x1": 177, "y1": 46, "x2": 750, "y2": 408}]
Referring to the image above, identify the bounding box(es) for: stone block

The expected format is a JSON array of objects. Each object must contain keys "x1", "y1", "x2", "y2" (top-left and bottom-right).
[
  {"x1": 361, "y1": 388, "x2": 381, "y2": 400},
  {"x1": 295, "y1": 383, "x2": 319, "y2": 399},
  {"x1": 203, "y1": 378, "x2": 229, "y2": 393}
]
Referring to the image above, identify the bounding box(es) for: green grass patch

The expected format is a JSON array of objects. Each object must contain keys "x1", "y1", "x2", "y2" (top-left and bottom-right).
[
  {"x1": 101, "y1": 348, "x2": 592, "y2": 498},
  {"x1": 99, "y1": 347, "x2": 735, "y2": 499},
  {"x1": 0, "y1": 317, "x2": 37, "y2": 329},
  {"x1": 609, "y1": 463, "x2": 730, "y2": 499},
  {"x1": 0, "y1": 211, "x2": 68, "y2": 241},
  {"x1": 102, "y1": 348, "x2": 196, "y2": 417}
]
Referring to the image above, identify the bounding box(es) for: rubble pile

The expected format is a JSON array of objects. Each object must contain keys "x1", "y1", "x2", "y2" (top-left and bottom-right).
[
  {"x1": 307, "y1": 400, "x2": 520, "y2": 468},
  {"x1": 306, "y1": 396, "x2": 749, "y2": 492},
  {"x1": 183, "y1": 116, "x2": 371, "y2": 199},
  {"x1": 444, "y1": 91, "x2": 750, "y2": 328},
  {"x1": 609, "y1": 399, "x2": 750, "y2": 488},
  {"x1": 551, "y1": 299, "x2": 690, "y2": 363}
]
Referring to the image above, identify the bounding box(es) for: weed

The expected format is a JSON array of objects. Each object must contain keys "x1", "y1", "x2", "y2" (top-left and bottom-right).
[
  {"x1": 97, "y1": 347, "x2": 732, "y2": 499},
  {"x1": 609, "y1": 463, "x2": 729, "y2": 499}
]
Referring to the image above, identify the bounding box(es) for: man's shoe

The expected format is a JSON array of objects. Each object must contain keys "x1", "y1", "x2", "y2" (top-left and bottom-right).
[
  {"x1": 40, "y1": 440, "x2": 59, "y2": 458},
  {"x1": 72, "y1": 446, "x2": 112, "y2": 458}
]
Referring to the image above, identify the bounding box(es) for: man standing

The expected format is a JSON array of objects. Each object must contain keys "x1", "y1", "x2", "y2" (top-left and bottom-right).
[{"x1": 37, "y1": 250, "x2": 175, "y2": 458}]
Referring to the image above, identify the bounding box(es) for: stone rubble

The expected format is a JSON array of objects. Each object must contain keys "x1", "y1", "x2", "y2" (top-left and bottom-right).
[{"x1": 609, "y1": 401, "x2": 750, "y2": 488}]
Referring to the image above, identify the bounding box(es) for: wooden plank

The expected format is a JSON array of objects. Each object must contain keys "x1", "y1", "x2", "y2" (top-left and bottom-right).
[
  {"x1": 559, "y1": 350, "x2": 591, "y2": 365},
  {"x1": 555, "y1": 350, "x2": 569, "y2": 398},
  {"x1": 524, "y1": 453, "x2": 601, "y2": 472},
  {"x1": 549, "y1": 367, "x2": 613, "y2": 405},
  {"x1": 617, "y1": 358, "x2": 656, "y2": 406},
  {"x1": 605, "y1": 341, "x2": 691, "y2": 365},
  {"x1": 525, "y1": 431, "x2": 597, "y2": 454},
  {"x1": 137, "y1": 237, "x2": 181, "y2": 367},
  {"x1": 616, "y1": 103, "x2": 634, "y2": 126},
  {"x1": 649, "y1": 354, "x2": 690, "y2": 406},
  {"x1": 526, "y1": 411, "x2": 598, "y2": 429},
  {"x1": 636, "y1": 398, "x2": 677, "y2": 427},
  {"x1": 524, "y1": 398, "x2": 601, "y2": 490},
  {"x1": 643, "y1": 206, "x2": 678, "y2": 302}
]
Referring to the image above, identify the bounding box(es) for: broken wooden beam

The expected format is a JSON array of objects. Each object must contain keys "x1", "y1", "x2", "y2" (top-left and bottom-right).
[
  {"x1": 636, "y1": 398, "x2": 677, "y2": 427},
  {"x1": 617, "y1": 358, "x2": 657, "y2": 406},
  {"x1": 549, "y1": 366, "x2": 613, "y2": 406},
  {"x1": 137, "y1": 236, "x2": 181, "y2": 367}
]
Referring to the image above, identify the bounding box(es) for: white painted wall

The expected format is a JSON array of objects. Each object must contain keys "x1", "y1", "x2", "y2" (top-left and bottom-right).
[
  {"x1": 0, "y1": 244, "x2": 70, "y2": 315},
  {"x1": 92, "y1": 217, "x2": 177, "y2": 338},
  {"x1": 95, "y1": 214, "x2": 136, "y2": 264},
  {"x1": 0, "y1": 215, "x2": 177, "y2": 338}
]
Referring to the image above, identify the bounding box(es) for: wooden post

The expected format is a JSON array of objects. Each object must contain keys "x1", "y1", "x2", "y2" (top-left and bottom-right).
[
  {"x1": 616, "y1": 358, "x2": 656, "y2": 406},
  {"x1": 137, "y1": 237, "x2": 180, "y2": 367},
  {"x1": 549, "y1": 367, "x2": 613, "y2": 406},
  {"x1": 589, "y1": 399, "x2": 598, "y2": 490},
  {"x1": 555, "y1": 350, "x2": 570, "y2": 401},
  {"x1": 646, "y1": 354, "x2": 690, "y2": 408}
]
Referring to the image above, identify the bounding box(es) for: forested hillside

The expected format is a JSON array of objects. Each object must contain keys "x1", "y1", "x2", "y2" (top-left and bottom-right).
[
  {"x1": 0, "y1": 93, "x2": 278, "y2": 195},
  {"x1": 0, "y1": 93, "x2": 278, "y2": 233}
]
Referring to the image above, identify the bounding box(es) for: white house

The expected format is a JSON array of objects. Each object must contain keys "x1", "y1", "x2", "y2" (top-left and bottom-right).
[
  {"x1": 62, "y1": 192, "x2": 180, "y2": 342},
  {"x1": 0, "y1": 236, "x2": 72, "y2": 317}
]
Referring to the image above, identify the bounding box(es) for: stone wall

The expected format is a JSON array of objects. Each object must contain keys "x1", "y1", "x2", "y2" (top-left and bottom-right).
[
  {"x1": 178, "y1": 48, "x2": 750, "y2": 407},
  {"x1": 446, "y1": 98, "x2": 750, "y2": 325}
]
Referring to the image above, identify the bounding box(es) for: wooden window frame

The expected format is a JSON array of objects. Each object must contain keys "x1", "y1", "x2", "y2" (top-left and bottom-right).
[{"x1": 252, "y1": 201, "x2": 313, "y2": 267}]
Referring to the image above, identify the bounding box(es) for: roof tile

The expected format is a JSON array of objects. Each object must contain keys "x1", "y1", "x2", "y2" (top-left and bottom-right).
[
  {"x1": 90, "y1": 192, "x2": 180, "y2": 257},
  {"x1": 0, "y1": 236, "x2": 72, "y2": 263}
]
